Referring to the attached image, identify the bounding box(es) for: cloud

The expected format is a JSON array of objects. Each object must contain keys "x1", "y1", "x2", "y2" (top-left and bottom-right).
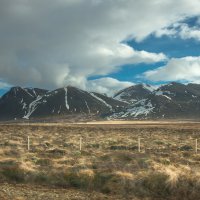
[
  {"x1": 143, "y1": 56, "x2": 200, "y2": 83},
  {"x1": 0, "y1": 0, "x2": 200, "y2": 90},
  {"x1": 0, "y1": 81, "x2": 11, "y2": 89},
  {"x1": 86, "y1": 77, "x2": 133, "y2": 96},
  {"x1": 179, "y1": 23, "x2": 200, "y2": 41},
  {"x1": 154, "y1": 21, "x2": 200, "y2": 41}
]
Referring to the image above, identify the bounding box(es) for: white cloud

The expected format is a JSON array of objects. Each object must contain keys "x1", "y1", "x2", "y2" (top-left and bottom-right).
[
  {"x1": 154, "y1": 27, "x2": 178, "y2": 38},
  {"x1": 86, "y1": 77, "x2": 133, "y2": 96},
  {"x1": 154, "y1": 22, "x2": 200, "y2": 41},
  {"x1": 144, "y1": 56, "x2": 200, "y2": 83},
  {"x1": 179, "y1": 23, "x2": 200, "y2": 41},
  {"x1": 88, "y1": 43, "x2": 167, "y2": 72},
  {"x1": 0, "y1": 81, "x2": 11, "y2": 89},
  {"x1": 0, "y1": 0, "x2": 200, "y2": 90}
]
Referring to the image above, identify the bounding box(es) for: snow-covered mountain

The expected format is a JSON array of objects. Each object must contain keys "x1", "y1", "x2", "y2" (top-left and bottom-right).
[
  {"x1": 0, "y1": 87, "x2": 48, "y2": 120},
  {"x1": 1, "y1": 82, "x2": 200, "y2": 120},
  {"x1": 113, "y1": 83, "x2": 156, "y2": 103},
  {"x1": 0, "y1": 86, "x2": 127, "y2": 120},
  {"x1": 109, "y1": 82, "x2": 200, "y2": 119}
]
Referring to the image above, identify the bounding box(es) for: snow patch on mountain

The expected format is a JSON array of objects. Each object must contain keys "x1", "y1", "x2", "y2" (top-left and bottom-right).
[
  {"x1": 23, "y1": 96, "x2": 43, "y2": 119},
  {"x1": 23, "y1": 88, "x2": 34, "y2": 97},
  {"x1": 142, "y1": 84, "x2": 157, "y2": 92},
  {"x1": 192, "y1": 95, "x2": 197, "y2": 98},
  {"x1": 90, "y1": 93, "x2": 112, "y2": 110},
  {"x1": 85, "y1": 100, "x2": 91, "y2": 114},
  {"x1": 109, "y1": 99, "x2": 154, "y2": 119},
  {"x1": 64, "y1": 88, "x2": 69, "y2": 110},
  {"x1": 32, "y1": 89, "x2": 37, "y2": 96},
  {"x1": 127, "y1": 99, "x2": 154, "y2": 117},
  {"x1": 58, "y1": 105, "x2": 61, "y2": 114},
  {"x1": 22, "y1": 102, "x2": 27, "y2": 110},
  {"x1": 154, "y1": 90, "x2": 173, "y2": 100},
  {"x1": 113, "y1": 92, "x2": 130, "y2": 103}
]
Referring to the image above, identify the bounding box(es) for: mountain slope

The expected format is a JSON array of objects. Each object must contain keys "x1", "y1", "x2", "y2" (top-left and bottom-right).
[
  {"x1": 0, "y1": 86, "x2": 127, "y2": 120},
  {"x1": 109, "y1": 82, "x2": 200, "y2": 119},
  {"x1": 23, "y1": 86, "x2": 128, "y2": 119},
  {"x1": 113, "y1": 84, "x2": 155, "y2": 103},
  {"x1": 1, "y1": 82, "x2": 200, "y2": 120},
  {"x1": 0, "y1": 87, "x2": 48, "y2": 120}
]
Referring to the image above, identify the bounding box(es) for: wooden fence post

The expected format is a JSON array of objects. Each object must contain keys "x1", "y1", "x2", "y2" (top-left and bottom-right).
[
  {"x1": 195, "y1": 139, "x2": 198, "y2": 154},
  {"x1": 80, "y1": 137, "x2": 82, "y2": 151},
  {"x1": 138, "y1": 137, "x2": 141, "y2": 153},
  {"x1": 28, "y1": 136, "x2": 30, "y2": 151}
]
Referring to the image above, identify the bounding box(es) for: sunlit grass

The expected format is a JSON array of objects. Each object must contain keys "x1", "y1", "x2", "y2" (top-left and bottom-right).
[{"x1": 0, "y1": 122, "x2": 200, "y2": 199}]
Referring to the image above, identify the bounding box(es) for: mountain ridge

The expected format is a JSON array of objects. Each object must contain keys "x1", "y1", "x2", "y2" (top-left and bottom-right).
[
  {"x1": 0, "y1": 85, "x2": 127, "y2": 120},
  {"x1": 1, "y1": 82, "x2": 200, "y2": 120}
]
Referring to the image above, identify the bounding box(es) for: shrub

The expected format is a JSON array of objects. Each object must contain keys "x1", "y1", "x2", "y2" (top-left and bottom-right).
[
  {"x1": 64, "y1": 170, "x2": 94, "y2": 189},
  {"x1": 170, "y1": 176, "x2": 200, "y2": 200},
  {"x1": 134, "y1": 172, "x2": 171, "y2": 199},
  {"x1": 110, "y1": 145, "x2": 128, "y2": 150},
  {"x1": 31, "y1": 172, "x2": 50, "y2": 184},
  {"x1": 179, "y1": 145, "x2": 193, "y2": 151},
  {"x1": 35, "y1": 158, "x2": 52, "y2": 166},
  {"x1": 1, "y1": 166, "x2": 25, "y2": 183}
]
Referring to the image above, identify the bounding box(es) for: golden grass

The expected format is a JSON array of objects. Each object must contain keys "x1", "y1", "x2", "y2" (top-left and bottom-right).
[
  {"x1": 115, "y1": 171, "x2": 134, "y2": 180},
  {"x1": 0, "y1": 122, "x2": 200, "y2": 199}
]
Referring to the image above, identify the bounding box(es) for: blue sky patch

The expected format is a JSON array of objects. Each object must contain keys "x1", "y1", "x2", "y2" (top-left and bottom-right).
[{"x1": 95, "y1": 17, "x2": 200, "y2": 85}]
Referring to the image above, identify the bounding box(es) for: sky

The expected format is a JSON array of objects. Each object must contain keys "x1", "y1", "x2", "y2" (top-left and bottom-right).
[{"x1": 0, "y1": 0, "x2": 200, "y2": 96}]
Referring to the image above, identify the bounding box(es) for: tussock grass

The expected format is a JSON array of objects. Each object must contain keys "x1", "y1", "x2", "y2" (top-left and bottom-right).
[{"x1": 0, "y1": 123, "x2": 200, "y2": 199}]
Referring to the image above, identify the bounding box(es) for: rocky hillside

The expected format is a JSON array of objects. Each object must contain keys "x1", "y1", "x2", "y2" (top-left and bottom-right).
[
  {"x1": 1, "y1": 82, "x2": 200, "y2": 120},
  {"x1": 0, "y1": 86, "x2": 127, "y2": 120},
  {"x1": 109, "y1": 82, "x2": 200, "y2": 119},
  {"x1": 0, "y1": 87, "x2": 48, "y2": 120},
  {"x1": 113, "y1": 83, "x2": 156, "y2": 103}
]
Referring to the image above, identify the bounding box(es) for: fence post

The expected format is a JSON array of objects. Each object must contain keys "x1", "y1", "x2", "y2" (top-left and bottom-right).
[
  {"x1": 138, "y1": 137, "x2": 141, "y2": 153},
  {"x1": 195, "y1": 139, "x2": 198, "y2": 154},
  {"x1": 28, "y1": 136, "x2": 30, "y2": 151},
  {"x1": 80, "y1": 137, "x2": 82, "y2": 151}
]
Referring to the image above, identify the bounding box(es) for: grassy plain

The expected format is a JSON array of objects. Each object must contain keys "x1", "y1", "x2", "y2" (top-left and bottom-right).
[{"x1": 0, "y1": 121, "x2": 200, "y2": 199}]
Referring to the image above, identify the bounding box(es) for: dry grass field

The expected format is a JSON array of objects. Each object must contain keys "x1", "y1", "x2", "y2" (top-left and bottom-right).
[{"x1": 0, "y1": 121, "x2": 200, "y2": 199}]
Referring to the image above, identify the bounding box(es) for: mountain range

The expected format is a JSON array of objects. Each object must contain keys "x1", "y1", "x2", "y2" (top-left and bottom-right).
[{"x1": 0, "y1": 82, "x2": 200, "y2": 120}]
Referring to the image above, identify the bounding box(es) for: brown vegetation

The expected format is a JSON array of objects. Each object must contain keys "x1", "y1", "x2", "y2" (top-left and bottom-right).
[{"x1": 0, "y1": 122, "x2": 200, "y2": 199}]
